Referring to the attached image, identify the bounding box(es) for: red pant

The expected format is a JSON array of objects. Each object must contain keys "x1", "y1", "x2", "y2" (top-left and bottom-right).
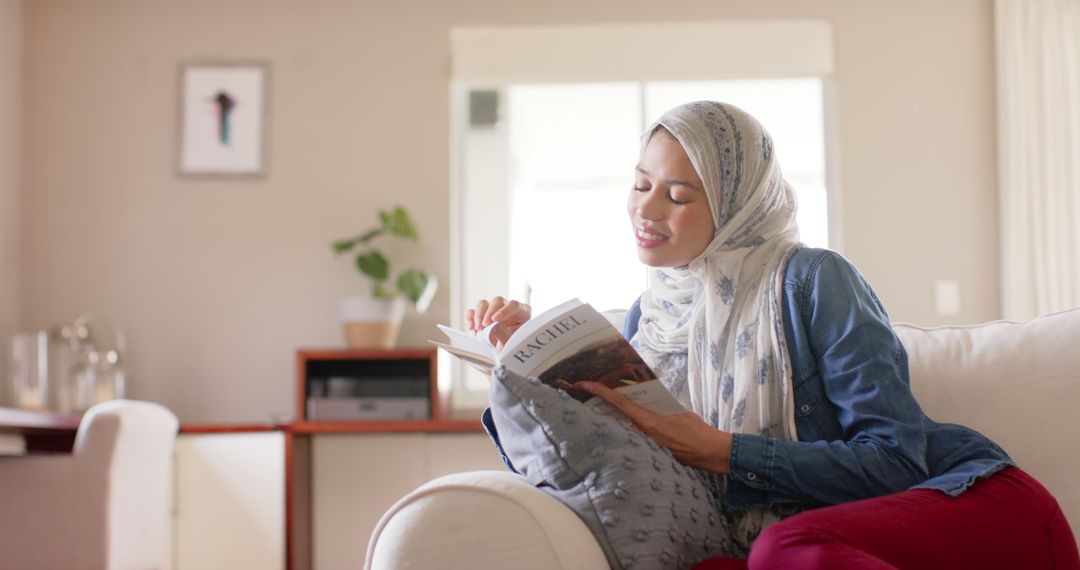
[{"x1": 696, "y1": 467, "x2": 1080, "y2": 570}]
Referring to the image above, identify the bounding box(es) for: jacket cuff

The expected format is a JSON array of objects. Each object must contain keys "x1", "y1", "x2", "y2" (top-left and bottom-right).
[{"x1": 728, "y1": 433, "x2": 775, "y2": 491}]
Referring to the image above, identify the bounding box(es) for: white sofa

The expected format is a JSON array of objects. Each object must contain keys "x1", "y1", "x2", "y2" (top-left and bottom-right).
[{"x1": 366, "y1": 308, "x2": 1080, "y2": 569}]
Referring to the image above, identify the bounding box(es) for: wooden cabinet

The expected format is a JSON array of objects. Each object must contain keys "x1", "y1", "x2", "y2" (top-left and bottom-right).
[
  {"x1": 174, "y1": 431, "x2": 286, "y2": 570},
  {"x1": 172, "y1": 430, "x2": 503, "y2": 570},
  {"x1": 0, "y1": 407, "x2": 80, "y2": 453},
  {"x1": 311, "y1": 433, "x2": 504, "y2": 570},
  {"x1": 172, "y1": 349, "x2": 493, "y2": 570}
]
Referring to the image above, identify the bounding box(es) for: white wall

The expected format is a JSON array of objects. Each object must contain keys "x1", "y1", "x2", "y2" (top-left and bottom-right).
[
  {"x1": 0, "y1": 0, "x2": 22, "y2": 405},
  {"x1": 19, "y1": 0, "x2": 999, "y2": 423}
]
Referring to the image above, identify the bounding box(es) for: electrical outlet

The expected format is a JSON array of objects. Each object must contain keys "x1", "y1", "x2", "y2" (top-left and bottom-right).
[{"x1": 934, "y1": 280, "x2": 961, "y2": 316}]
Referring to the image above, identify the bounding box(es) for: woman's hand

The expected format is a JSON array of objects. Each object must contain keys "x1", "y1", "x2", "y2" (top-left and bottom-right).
[
  {"x1": 465, "y1": 296, "x2": 531, "y2": 350},
  {"x1": 578, "y1": 381, "x2": 733, "y2": 474}
]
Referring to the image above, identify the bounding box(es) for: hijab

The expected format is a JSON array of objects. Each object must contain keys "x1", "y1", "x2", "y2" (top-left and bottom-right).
[{"x1": 629, "y1": 101, "x2": 803, "y2": 544}]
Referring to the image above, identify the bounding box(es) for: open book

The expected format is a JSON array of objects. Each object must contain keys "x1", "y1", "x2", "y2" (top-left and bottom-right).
[{"x1": 433, "y1": 299, "x2": 685, "y2": 416}]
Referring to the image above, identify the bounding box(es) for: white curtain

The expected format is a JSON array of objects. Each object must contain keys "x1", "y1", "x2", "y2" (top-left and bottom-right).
[{"x1": 995, "y1": 0, "x2": 1080, "y2": 320}]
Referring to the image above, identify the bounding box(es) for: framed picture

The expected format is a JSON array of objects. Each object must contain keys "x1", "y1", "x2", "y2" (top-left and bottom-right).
[{"x1": 178, "y1": 62, "x2": 269, "y2": 177}]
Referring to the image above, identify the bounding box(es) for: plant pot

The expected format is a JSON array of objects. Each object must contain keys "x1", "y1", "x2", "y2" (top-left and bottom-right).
[{"x1": 339, "y1": 296, "x2": 407, "y2": 349}]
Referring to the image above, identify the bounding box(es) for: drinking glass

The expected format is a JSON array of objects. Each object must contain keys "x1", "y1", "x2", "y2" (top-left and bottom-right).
[{"x1": 11, "y1": 332, "x2": 50, "y2": 410}]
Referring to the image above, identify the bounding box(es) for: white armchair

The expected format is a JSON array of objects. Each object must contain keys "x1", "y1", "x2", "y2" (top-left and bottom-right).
[{"x1": 0, "y1": 400, "x2": 179, "y2": 570}]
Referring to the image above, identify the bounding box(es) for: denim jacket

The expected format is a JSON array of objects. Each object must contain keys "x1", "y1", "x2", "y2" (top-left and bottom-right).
[{"x1": 482, "y1": 248, "x2": 1013, "y2": 511}]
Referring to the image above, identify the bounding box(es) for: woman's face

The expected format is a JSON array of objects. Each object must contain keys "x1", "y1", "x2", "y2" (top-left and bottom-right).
[{"x1": 628, "y1": 129, "x2": 715, "y2": 267}]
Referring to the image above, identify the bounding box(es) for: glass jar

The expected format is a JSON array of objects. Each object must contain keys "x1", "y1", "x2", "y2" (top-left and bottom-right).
[{"x1": 66, "y1": 315, "x2": 126, "y2": 413}]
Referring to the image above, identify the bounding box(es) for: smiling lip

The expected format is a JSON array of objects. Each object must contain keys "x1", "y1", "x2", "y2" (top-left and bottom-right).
[{"x1": 636, "y1": 227, "x2": 669, "y2": 249}]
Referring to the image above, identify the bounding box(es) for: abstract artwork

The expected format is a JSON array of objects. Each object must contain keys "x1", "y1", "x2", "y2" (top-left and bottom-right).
[{"x1": 178, "y1": 62, "x2": 269, "y2": 176}]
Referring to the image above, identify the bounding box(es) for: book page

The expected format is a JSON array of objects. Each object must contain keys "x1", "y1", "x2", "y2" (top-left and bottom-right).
[
  {"x1": 427, "y1": 341, "x2": 494, "y2": 376},
  {"x1": 434, "y1": 324, "x2": 497, "y2": 362}
]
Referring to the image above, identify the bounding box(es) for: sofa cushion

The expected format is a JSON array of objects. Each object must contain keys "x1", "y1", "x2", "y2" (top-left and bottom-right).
[
  {"x1": 894, "y1": 306, "x2": 1080, "y2": 542},
  {"x1": 488, "y1": 366, "x2": 744, "y2": 569}
]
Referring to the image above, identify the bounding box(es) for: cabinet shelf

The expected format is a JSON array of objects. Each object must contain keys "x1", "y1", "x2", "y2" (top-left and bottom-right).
[{"x1": 295, "y1": 347, "x2": 478, "y2": 432}]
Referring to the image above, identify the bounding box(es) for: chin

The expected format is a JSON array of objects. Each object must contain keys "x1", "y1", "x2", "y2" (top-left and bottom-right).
[
  {"x1": 636, "y1": 239, "x2": 697, "y2": 267},
  {"x1": 637, "y1": 252, "x2": 677, "y2": 268}
]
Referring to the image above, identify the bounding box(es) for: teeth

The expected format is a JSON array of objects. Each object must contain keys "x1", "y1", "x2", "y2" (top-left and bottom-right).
[{"x1": 637, "y1": 230, "x2": 664, "y2": 241}]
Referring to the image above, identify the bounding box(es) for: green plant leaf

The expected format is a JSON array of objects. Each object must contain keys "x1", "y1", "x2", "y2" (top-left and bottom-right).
[
  {"x1": 331, "y1": 238, "x2": 358, "y2": 254},
  {"x1": 356, "y1": 251, "x2": 389, "y2": 281},
  {"x1": 383, "y1": 206, "x2": 419, "y2": 241},
  {"x1": 356, "y1": 227, "x2": 383, "y2": 244},
  {"x1": 396, "y1": 269, "x2": 430, "y2": 305}
]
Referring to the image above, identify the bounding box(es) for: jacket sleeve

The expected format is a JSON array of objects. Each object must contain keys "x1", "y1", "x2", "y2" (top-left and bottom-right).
[{"x1": 724, "y1": 252, "x2": 929, "y2": 508}]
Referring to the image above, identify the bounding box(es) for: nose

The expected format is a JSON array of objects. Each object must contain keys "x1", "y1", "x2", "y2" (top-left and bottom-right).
[{"x1": 633, "y1": 187, "x2": 666, "y2": 222}]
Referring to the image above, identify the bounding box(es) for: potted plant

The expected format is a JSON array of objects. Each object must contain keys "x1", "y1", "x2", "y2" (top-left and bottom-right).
[{"x1": 332, "y1": 205, "x2": 437, "y2": 348}]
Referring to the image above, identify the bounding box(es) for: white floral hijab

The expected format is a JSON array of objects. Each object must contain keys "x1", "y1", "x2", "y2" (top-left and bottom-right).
[{"x1": 629, "y1": 101, "x2": 802, "y2": 543}]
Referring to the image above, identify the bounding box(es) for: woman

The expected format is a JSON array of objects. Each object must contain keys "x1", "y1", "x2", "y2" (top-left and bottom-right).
[{"x1": 471, "y1": 101, "x2": 1078, "y2": 568}]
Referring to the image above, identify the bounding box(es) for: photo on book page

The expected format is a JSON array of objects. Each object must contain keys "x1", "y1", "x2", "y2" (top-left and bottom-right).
[{"x1": 537, "y1": 331, "x2": 655, "y2": 403}]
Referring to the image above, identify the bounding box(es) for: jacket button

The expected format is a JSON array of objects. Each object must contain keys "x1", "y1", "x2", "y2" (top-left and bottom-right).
[
  {"x1": 747, "y1": 472, "x2": 757, "y2": 481},
  {"x1": 800, "y1": 404, "x2": 811, "y2": 413}
]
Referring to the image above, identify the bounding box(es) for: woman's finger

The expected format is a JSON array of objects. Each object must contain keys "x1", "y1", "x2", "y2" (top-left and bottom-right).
[
  {"x1": 469, "y1": 296, "x2": 528, "y2": 334},
  {"x1": 493, "y1": 300, "x2": 530, "y2": 323},
  {"x1": 483, "y1": 296, "x2": 506, "y2": 327},
  {"x1": 577, "y1": 381, "x2": 657, "y2": 428},
  {"x1": 491, "y1": 300, "x2": 517, "y2": 321},
  {"x1": 473, "y1": 300, "x2": 489, "y2": 331}
]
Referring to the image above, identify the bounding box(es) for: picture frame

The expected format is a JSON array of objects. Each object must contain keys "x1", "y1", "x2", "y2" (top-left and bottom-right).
[{"x1": 177, "y1": 62, "x2": 270, "y2": 177}]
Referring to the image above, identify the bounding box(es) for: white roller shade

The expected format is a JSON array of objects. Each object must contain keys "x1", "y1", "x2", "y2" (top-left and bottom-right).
[{"x1": 451, "y1": 21, "x2": 835, "y2": 83}]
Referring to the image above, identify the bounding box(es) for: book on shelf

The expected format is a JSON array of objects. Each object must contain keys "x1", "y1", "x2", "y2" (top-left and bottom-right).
[{"x1": 432, "y1": 298, "x2": 684, "y2": 416}]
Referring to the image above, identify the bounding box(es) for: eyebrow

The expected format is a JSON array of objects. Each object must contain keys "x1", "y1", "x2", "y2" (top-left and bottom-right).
[{"x1": 636, "y1": 166, "x2": 703, "y2": 191}]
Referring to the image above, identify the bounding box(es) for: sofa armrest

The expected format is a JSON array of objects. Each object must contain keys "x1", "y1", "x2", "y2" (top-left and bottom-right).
[{"x1": 366, "y1": 470, "x2": 608, "y2": 570}]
